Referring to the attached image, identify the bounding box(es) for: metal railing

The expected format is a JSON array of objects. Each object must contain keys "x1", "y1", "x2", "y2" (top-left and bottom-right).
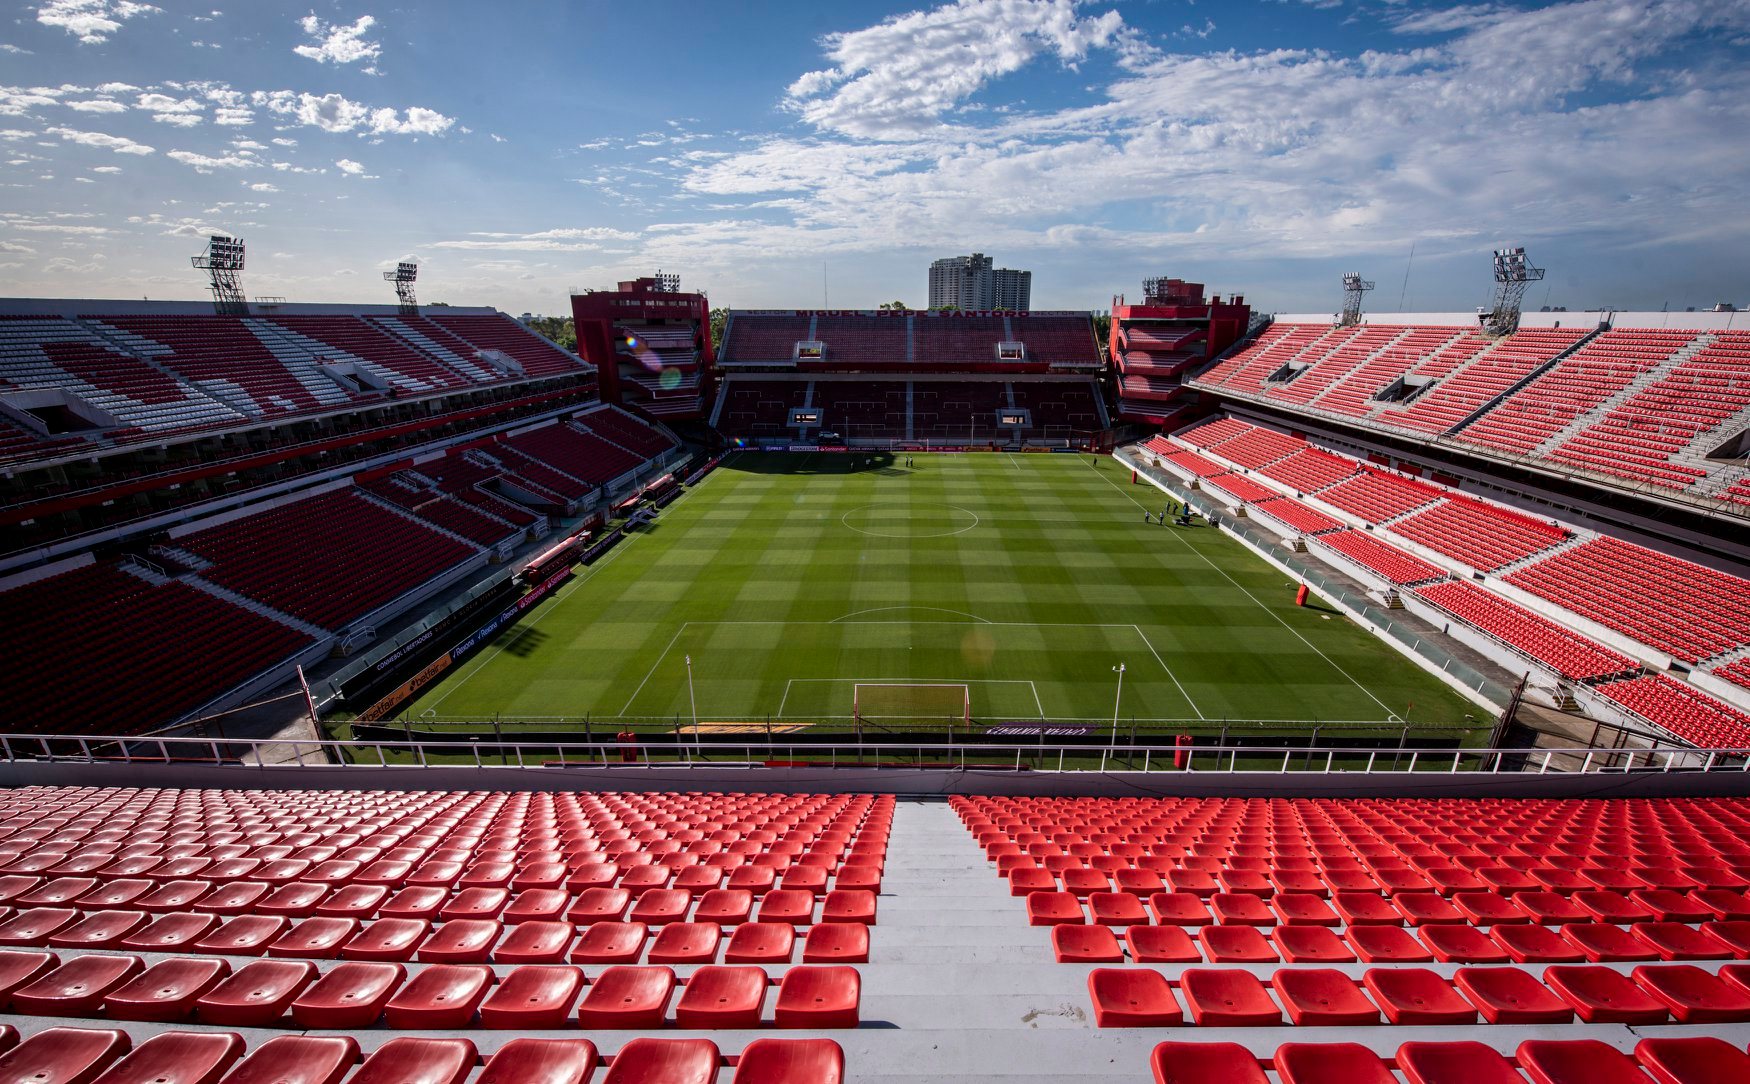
[{"x1": 2, "y1": 733, "x2": 1743, "y2": 776}]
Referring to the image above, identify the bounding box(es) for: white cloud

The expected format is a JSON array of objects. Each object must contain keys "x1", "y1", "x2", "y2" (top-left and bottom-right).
[
  {"x1": 65, "y1": 99, "x2": 127, "y2": 113},
  {"x1": 250, "y1": 90, "x2": 455, "y2": 136},
  {"x1": 91, "y1": 164, "x2": 121, "y2": 173},
  {"x1": 0, "y1": 242, "x2": 37, "y2": 254},
  {"x1": 36, "y1": 1, "x2": 161, "y2": 44},
  {"x1": 0, "y1": 45, "x2": 31, "y2": 55},
  {"x1": 167, "y1": 148, "x2": 258, "y2": 172},
  {"x1": 271, "y1": 137, "x2": 296, "y2": 146},
  {"x1": 335, "y1": 157, "x2": 365, "y2": 174},
  {"x1": 294, "y1": 15, "x2": 381, "y2": 71},
  {"x1": 666, "y1": 0, "x2": 1750, "y2": 277},
  {"x1": 247, "y1": 181, "x2": 278, "y2": 192},
  {"x1": 96, "y1": 83, "x2": 137, "y2": 95},
  {"x1": 0, "y1": 130, "x2": 36, "y2": 140},
  {"x1": 152, "y1": 113, "x2": 202, "y2": 127},
  {"x1": 786, "y1": 0, "x2": 1129, "y2": 138},
  {"x1": 433, "y1": 226, "x2": 640, "y2": 252},
  {"x1": 45, "y1": 125, "x2": 153, "y2": 154},
  {"x1": 135, "y1": 93, "x2": 201, "y2": 114}
]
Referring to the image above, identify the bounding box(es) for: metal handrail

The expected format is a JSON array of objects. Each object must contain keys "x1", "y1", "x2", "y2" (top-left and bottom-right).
[{"x1": 1, "y1": 733, "x2": 1742, "y2": 775}]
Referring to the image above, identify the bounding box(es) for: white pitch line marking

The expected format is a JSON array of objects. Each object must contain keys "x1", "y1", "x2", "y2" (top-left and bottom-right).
[{"x1": 1099, "y1": 453, "x2": 1398, "y2": 717}]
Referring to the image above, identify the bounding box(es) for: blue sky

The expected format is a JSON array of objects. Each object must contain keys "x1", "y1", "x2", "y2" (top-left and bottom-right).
[{"x1": 1, "y1": 0, "x2": 1746, "y2": 315}]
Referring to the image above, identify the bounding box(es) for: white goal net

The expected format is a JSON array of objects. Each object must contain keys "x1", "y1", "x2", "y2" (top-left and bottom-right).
[{"x1": 852, "y1": 683, "x2": 971, "y2": 727}]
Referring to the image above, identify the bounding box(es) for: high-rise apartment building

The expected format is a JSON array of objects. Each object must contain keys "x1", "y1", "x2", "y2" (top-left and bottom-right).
[{"x1": 928, "y1": 253, "x2": 1032, "y2": 311}]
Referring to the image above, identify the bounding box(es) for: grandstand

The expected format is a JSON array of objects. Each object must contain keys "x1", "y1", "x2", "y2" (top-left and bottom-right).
[
  {"x1": 712, "y1": 310, "x2": 1106, "y2": 447},
  {"x1": 1191, "y1": 310, "x2": 1750, "y2": 519},
  {"x1": 1134, "y1": 409, "x2": 1750, "y2": 745},
  {"x1": 0, "y1": 298, "x2": 683, "y2": 735}
]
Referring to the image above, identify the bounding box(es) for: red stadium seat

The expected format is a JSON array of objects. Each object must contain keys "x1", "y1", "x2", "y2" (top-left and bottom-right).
[
  {"x1": 1517, "y1": 1039, "x2": 1650, "y2": 1084},
  {"x1": 383, "y1": 964, "x2": 493, "y2": 1028},
  {"x1": 416, "y1": 918, "x2": 501, "y2": 963},
  {"x1": 89, "y1": 1031, "x2": 244, "y2": 1084},
  {"x1": 1362, "y1": 968, "x2": 1477, "y2": 1025},
  {"x1": 290, "y1": 961, "x2": 405, "y2": 1029},
  {"x1": 571, "y1": 921, "x2": 648, "y2": 964},
  {"x1": 103, "y1": 958, "x2": 230, "y2": 1022},
  {"x1": 1179, "y1": 969, "x2": 1282, "y2": 1026},
  {"x1": 1088, "y1": 967, "x2": 1183, "y2": 1027},
  {"x1": 479, "y1": 965, "x2": 584, "y2": 1028},
  {"x1": 774, "y1": 965, "x2": 860, "y2": 1028},
  {"x1": 724, "y1": 922, "x2": 795, "y2": 964},
  {"x1": 1149, "y1": 1042, "x2": 1269, "y2": 1084},
  {"x1": 494, "y1": 919, "x2": 574, "y2": 963},
  {"x1": 1270, "y1": 968, "x2": 1380, "y2": 1026},
  {"x1": 339, "y1": 918, "x2": 428, "y2": 961},
  {"x1": 1127, "y1": 925, "x2": 1201, "y2": 963},
  {"x1": 0, "y1": 948, "x2": 58, "y2": 1001},
  {"x1": 477, "y1": 1038, "x2": 598, "y2": 1084},
  {"x1": 12, "y1": 953, "x2": 144, "y2": 1016},
  {"x1": 348, "y1": 1038, "x2": 476, "y2": 1084},
  {"x1": 1634, "y1": 1036, "x2": 1750, "y2": 1084},
  {"x1": 0, "y1": 1027, "x2": 131, "y2": 1084},
  {"x1": 213, "y1": 1036, "x2": 358, "y2": 1084},
  {"x1": 1543, "y1": 964, "x2": 1668, "y2": 1023},
  {"x1": 731, "y1": 1038, "x2": 844, "y2": 1084},
  {"x1": 194, "y1": 959, "x2": 316, "y2": 1026},
  {"x1": 576, "y1": 965, "x2": 676, "y2": 1029},
  {"x1": 193, "y1": 915, "x2": 287, "y2": 957},
  {"x1": 1396, "y1": 1041, "x2": 1526, "y2": 1084},
  {"x1": 597, "y1": 1038, "x2": 719, "y2": 1084},
  {"x1": 1274, "y1": 1043, "x2": 1397, "y2": 1084},
  {"x1": 647, "y1": 922, "x2": 721, "y2": 964},
  {"x1": 675, "y1": 965, "x2": 769, "y2": 1028}
]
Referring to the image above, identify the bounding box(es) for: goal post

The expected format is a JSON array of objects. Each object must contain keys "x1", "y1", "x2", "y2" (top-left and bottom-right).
[{"x1": 852, "y1": 683, "x2": 971, "y2": 728}]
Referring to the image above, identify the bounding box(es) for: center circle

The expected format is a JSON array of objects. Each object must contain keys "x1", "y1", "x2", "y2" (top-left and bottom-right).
[{"x1": 841, "y1": 504, "x2": 979, "y2": 538}]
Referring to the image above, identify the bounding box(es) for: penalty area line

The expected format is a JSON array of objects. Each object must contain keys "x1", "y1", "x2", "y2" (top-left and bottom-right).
[{"x1": 1098, "y1": 453, "x2": 1399, "y2": 718}]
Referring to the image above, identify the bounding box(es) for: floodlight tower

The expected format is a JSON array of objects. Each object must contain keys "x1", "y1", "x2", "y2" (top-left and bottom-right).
[
  {"x1": 1482, "y1": 246, "x2": 1544, "y2": 336},
  {"x1": 1337, "y1": 272, "x2": 1374, "y2": 326},
  {"x1": 384, "y1": 261, "x2": 419, "y2": 314},
  {"x1": 651, "y1": 271, "x2": 681, "y2": 293},
  {"x1": 191, "y1": 235, "x2": 246, "y2": 314}
]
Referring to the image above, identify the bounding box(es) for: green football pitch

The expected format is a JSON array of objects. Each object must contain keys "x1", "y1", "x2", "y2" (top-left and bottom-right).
[{"x1": 403, "y1": 451, "x2": 1483, "y2": 734}]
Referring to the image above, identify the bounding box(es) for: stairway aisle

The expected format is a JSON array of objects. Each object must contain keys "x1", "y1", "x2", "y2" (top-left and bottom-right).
[{"x1": 848, "y1": 799, "x2": 1162, "y2": 1083}]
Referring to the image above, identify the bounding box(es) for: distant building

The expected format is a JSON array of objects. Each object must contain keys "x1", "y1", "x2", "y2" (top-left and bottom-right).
[{"x1": 928, "y1": 253, "x2": 1032, "y2": 311}]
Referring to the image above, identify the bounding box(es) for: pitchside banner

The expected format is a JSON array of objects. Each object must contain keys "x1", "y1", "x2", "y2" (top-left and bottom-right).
[
  {"x1": 356, "y1": 653, "x2": 454, "y2": 723},
  {"x1": 449, "y1": 566, "x2": 574, "y2": 661},
  {"x1": 351, "y1": 565, "x2": 575, "y2": 723}
]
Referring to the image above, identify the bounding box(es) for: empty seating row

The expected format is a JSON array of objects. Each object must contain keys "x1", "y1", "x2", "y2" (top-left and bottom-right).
[
  {"x1": 0, "y1": 561, "x2": 314, "y2": 734},
  {"x1": 1203, "y1": 472, "x2": 1279, "y2": 505},
  {"x1": 1090, "y1": 961, "x2": 1750, "y2": 1027},
  {"x1": 177, "y1": 488, "x2": 478, "y2": 630},
  {"x1": 1503, "y1": 536, "x2": 1750, "y2": 663},
  {"x1": 0, "y1": 951, "x2": 860, "y2": 1029},
  {"x1": 1460, "y1": 328, "x2": 1697, "y2": 456},
  {"x1": 1025, "y1": 876, "x2": 1750, "y2": 927},
  {"x1": 1315, "y1": 470, "x2": 1445, "y2": 524},
  {"x1": 1388, "y1": 497, "x2": 1567, "y2": 572},
  {"x1": 1413, "y1": 580, "x2": 1639, "y2": 682},
  {"x1": 1149, "y1": 1036, "x2": 1746, "y2": 1084},
  {"x1": 1592, "y1": 673, "x2": 1750, "y2": 749},
  {"x1": 1312, "y1": 530, "x2": 1448, "y2": 586},
  {"x1": 1250, "y1": 496, "x2": 1345, "y2": 537},
  {"x1": 1053, "y1": 913, "x2": 1750, "y2": 965},
  {"x1": 0, "y1": 1027, "x2": 841, "y2": 1084}
]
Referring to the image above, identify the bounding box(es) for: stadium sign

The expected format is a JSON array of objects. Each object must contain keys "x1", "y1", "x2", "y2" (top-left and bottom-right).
[{"x1": 984, "y1": 725, "x2": 1096, "y2": 737}]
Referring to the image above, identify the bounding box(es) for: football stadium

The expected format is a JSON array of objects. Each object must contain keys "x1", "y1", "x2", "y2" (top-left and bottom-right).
[{"x1": 2, "y1": 2, "x2": 1750, "y2": 1082}]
